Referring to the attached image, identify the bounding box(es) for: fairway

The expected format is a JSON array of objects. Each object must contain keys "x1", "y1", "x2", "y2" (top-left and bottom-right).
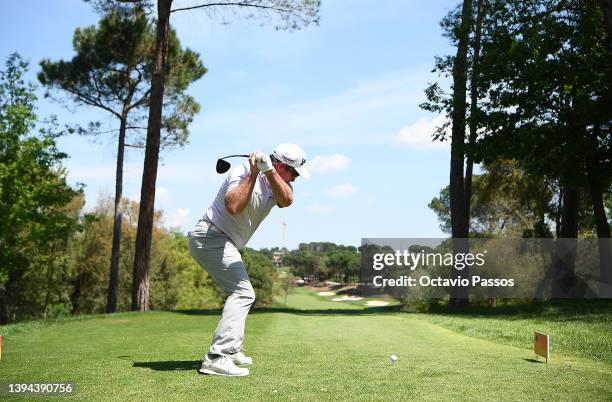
[
  {"x1": 272, "y1": 285, "x2": 397, "y2": 310},
  {"x1": 1, "y1": 292, "x2": 611, "y2": 401}
]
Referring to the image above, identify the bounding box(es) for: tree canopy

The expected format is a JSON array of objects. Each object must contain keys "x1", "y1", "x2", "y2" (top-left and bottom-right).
[
  {"x1": 38, "y1": 7, "x2": 206, "y2": 149},
  {"x1": 0, "y1": 54, "x2": 83, "y2": 323}
]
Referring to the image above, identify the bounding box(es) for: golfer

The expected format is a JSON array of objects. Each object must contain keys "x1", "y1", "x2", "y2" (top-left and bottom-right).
[{"x1": 189, "y1": 143, "x2": 309, "y2": 376}]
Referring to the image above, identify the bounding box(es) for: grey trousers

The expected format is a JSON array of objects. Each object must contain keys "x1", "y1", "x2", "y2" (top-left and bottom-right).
[{"x1": 188, "y1": 221, "x2": 256, "y2": 356}]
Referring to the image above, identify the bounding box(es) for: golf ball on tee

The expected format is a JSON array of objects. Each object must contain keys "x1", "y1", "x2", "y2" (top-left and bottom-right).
[{"x1": 389, "y1": 354, "x2": 398, "y2": 363}]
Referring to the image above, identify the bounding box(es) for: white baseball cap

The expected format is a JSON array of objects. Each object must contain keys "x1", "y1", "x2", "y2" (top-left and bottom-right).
[{"x1": 273, "y1": 143, "x2": 310, "y2": 179}]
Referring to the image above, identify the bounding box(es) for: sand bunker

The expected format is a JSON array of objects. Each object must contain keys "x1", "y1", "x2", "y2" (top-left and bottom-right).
[
  {"x1": 365, "y1": 301, "x2": 389, "y2": 307},
  {"x1": 331, "y1": 295, "x2": 364, "y2": 302},
  {"x1": 317, "y1": 291, "x2": 335, "y2": 296}
]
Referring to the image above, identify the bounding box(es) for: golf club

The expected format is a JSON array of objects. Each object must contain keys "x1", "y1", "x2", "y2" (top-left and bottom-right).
[{"x1": 216, "y1": 154, "x2": 249, "y2": 174}]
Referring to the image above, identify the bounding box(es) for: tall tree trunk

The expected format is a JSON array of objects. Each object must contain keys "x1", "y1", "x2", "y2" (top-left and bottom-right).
[
  {"x1": 600, "y1": 0, "x2": 612, "y2": 52},
  {"x1": 551, "y1": 184, "x2": 579, "y2": 298},
  {"x1": 596, "y1": 1, "x2": 612, "y2": 292},
  {"x1": 555, "y1": 184, "x2": 562, "y2": 238},
  {"x1": 71, "y1": 272, "x2": 83, "y2": 315},
  {"x1": 0, "y1": 288, "x2": 8, "y2": 324},
  {"x1": 107, "y1": 115, "x2": 128, "y2": 313},
  {"x1": 449, "y1": 0, "x2": 473, "y2": 307},
  {"x1": 585, "y1": 137, "x2": 612, "y2": 291},
  {"x1": 43, "y1": 247, "x2": 56, "y2": 318},
  {"x1": 464, "y1": 0, "x2": 484, "y2": 232},
  {"x1": 132, "y1": 0, "x2": 172, "y2": 311},
  {"x1": 0, "y1": 270, "x2": 18, "y2": 324}
]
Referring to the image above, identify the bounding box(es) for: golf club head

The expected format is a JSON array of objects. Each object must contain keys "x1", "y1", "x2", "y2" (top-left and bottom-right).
[
  {"x1": 215, "y1": 154, "x2": 250, "y2": 174},
  {"x1": 216, "y1": 158, "x2": 231, "y2": 174}
]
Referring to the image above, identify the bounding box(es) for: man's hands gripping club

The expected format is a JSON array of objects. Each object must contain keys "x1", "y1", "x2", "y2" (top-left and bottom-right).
[
  {"x1": 224, "y1": 152, "x2": 294, "y2": 215},
  {"x1": 255, "y1": 152, "x2": 274, "y2": 173},
  {"x1": 254, "y1": 152, "x2": 293, "y2": 208}
]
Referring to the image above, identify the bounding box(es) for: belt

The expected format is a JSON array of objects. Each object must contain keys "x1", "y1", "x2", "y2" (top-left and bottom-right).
[{"x1": 197, "y1": 219, "x2": 222, "y2": 233}]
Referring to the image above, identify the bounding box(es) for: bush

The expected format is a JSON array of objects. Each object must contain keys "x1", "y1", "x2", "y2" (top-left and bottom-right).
[{"x1": 242, "y1": 248, "x2": 278, "y2": 307}]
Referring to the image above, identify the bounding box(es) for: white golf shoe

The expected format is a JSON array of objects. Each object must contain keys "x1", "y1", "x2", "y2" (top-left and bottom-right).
[
  {"x1": 199, "y1": 355, "x2": 249, "y2": 377},
  {"x1": 229, "y1": 351, "x2": 253, "y2": 365}
]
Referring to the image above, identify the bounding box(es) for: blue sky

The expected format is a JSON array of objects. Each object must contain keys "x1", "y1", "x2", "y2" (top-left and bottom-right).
[{"x1": 1, "y1": 0, "x2": 461, "y2": 250}]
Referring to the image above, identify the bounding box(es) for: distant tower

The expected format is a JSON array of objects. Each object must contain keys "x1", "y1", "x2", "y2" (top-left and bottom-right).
[
  {"x1": 281, "y1": 220, "x2": 287, "y2": 251},
  {"x1": 272, "y1": 221, "x2": 288, "y2": 267}
]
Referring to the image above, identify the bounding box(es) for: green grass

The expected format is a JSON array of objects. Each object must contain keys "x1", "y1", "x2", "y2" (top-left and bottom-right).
[
  {"x1": 0, "y1": 294, "x2": 610, "y2": 400},
  {"x1": 273, "y1": 286, "x2": 362, "y2": 310},
  {"x1": 418, "y1": 300, "x2": 612, "y2": 363}
]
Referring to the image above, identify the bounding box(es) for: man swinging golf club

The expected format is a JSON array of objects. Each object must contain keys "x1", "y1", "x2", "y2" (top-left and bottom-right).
[{"x1": 189, "y1": 143, "x2": 310, "y2": 376}]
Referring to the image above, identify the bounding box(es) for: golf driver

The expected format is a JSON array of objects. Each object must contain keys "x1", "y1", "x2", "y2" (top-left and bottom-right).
[{"x1": 216, "y1": 154, "x2": 249, "y2": 174}]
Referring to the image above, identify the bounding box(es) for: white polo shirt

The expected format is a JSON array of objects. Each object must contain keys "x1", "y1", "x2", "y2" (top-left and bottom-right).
[{"x1": 202, "y1": 163, "x2": 277, "y2": 250}]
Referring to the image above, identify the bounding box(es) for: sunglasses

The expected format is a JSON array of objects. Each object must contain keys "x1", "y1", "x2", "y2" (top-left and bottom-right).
[{"x1": 284, "y1": 164, "x2": 299, "y2": 177}]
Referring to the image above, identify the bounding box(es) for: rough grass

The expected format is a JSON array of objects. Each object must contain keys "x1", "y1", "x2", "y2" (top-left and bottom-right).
[{"x1": 418, "y1": 300, "x2": 612, "y2": 363}]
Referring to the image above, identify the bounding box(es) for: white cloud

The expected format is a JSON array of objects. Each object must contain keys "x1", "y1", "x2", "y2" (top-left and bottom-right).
[
  {"x1": 166, "y1": 208, "x2": 190, "y2": 229},
  {"x1": 327, "y1": 182, "x2": 358, "y2": 198},
  {"x1": 156, "y1": 187, "x2": 169, "y2": 204},
  {"x1": 395, "y1": 115, "x2": 450, "y2": 150},
  {"x1": 308, "y1": 154, "x2": 351, "y2": 173},
  {"x1": 307, "y1": 204, "x2": 333, "y2": 213}
]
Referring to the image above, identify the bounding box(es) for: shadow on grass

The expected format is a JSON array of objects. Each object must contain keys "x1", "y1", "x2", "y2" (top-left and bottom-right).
[
  {"x1": 524, "y1": 358, "x2": 546, "y2": 364},
  {"x1": 133, "y1": 360, "x2": 200, "y2": 371},
  {"x1": 421, "y1": 299, "x2": 612, "y2": 322},
  {"x1": 171, "y1": 305, "x2": 402, "y2": 317},
  {"x1": 171, "y1": 300, "x2": 611, "y2": 320}
]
